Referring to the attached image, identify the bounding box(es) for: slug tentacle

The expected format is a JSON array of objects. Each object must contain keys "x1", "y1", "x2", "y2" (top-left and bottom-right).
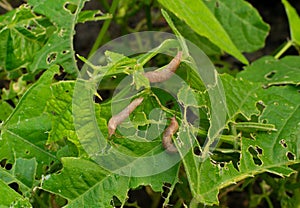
[
  {"x1": 162, "y1": 117, "x2": 179, "y2": 153},
  {"x1": 144, "y1": 51, "x2": 182, "y2": 83},
  {"x1": 108, "y1": 97, "x2": 144, "y2": 137}
]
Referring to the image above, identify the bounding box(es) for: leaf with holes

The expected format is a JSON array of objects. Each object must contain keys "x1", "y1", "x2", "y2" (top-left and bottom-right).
[
  {"x1": 177, "y1": 76, "x2": 300, "y2": 205},
  {"x1": 42, "y1": 157, "x2": 179, "y2": 207},
  {"x1": 0, "y1": 5, "x2": 52, "y2": 74},
  {"x1": 0, "y1": 180, "x2": 31, "y2": 207},
  {"x1": 0, "y1": 65, "x2": 60, "y2": 181},
  {"x1": 238, "y1": 56, "x2": 300, "y2": 86},
  {"x1": 27, "y1": 0, "x2": 88, "y2": 75},
  {"x1": 0, "y1": 157, "x2": 37, "y2": 195}
]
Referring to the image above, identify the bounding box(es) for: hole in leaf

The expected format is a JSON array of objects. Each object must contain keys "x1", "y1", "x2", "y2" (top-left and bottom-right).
[
  {"x1": 248, "y1": 146, "x2": 262, "y2": 166},
  {"x1": 5, "y1": 163, "x2": 12, "y2": 170},
  {"x1": 256, "y1": 101, "x2": 265, "y2": 113},
  {"x1": 43, "y1": 165, "x2": 50, "y2": 172},
  {"x1": 0, "y1": 159, "x2": 7, "y2": 167},
  {"x1": 62, "y1": 50, "x2": 69, "y2": 54},
  {"x1": 35, "y1": 69, "x2": 46, "y2": 80},
  {"x1": 287, "y1": 152, "x2": 295, "y2": 160},
  {"x1": 256, "y1": 146, "x2": 263, "y2": 155},
  {"x1": 280, "y1": 139, "x2": 287, "y2": 148},
  {"x1": 64, "y1": 3, "x2": 78, "y2": 14},
  {"x1": 25, "y1": 150, "x2": 30, "y2": 155},
  {"x1": 285, "y1": 190, "x2": 293, "y2": 198},
  {"x1": 65, "y1": 90, "x2": 69, "y2": 93},
  {"x1": 46, "y1": 52, "x2": 57, "y2": 64},
  {"x1": 9, "y1": 182, "x2": 20, "y2": 194},
  {"x1": 193, "y1": 146, "x2": 201, "y2": 156},
  {"x1": 265, "y1": 71, "x2": 276, "y2": 80}
]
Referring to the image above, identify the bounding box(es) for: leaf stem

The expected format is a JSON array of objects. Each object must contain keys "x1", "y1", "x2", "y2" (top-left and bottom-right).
[
  {"x1": 274, "y1": 40, "x2": 293, "y2": 59},
  {"x1": 88, "y1": 0, "x2": 120, "y2": 58},
  {"x1": 0, "y1": 0, "x2": 13, "y2": 11}
]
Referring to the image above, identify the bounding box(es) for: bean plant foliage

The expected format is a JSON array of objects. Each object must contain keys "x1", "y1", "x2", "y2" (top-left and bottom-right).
[{"x1": 0, "y1": 0, "x2": 299, "y2": 207}]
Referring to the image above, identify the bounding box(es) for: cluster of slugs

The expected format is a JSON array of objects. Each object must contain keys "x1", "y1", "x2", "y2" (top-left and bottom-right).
[{"x1": 108, "y1": 51, "x2": 183, "y2": 153}]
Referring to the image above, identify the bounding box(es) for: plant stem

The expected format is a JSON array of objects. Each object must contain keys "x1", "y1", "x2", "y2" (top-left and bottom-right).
[
  {"x1": 0, "y1": 0, "x2": 13, "y2": 11},
  {"x1": 274, "y1": 40, "x2": 293, "y2": 59},
  {"x1": 88, "y1": 0, "x2": 120, "y2": 58}
]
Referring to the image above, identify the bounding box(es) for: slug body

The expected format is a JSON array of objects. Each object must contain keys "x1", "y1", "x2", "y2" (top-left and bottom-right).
[
  {"x1": 108, "y1": 97, "x2": 144, "y2": 137},
  {"x1": 144, "y1": 51, "x2": 182, "y2": 83},
  {"x1": 162, "y1": 117, "x2": 179, "y2": 153}
]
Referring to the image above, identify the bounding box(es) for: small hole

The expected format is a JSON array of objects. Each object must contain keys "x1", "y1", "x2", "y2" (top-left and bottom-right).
[
  {"x1": 64, "y1": 3, "x2": 78, "y2": 14},
  {"x1": 219, "y1": 162, "x2": 225, "y2": 168},
  {"x1": 280, "y1": 139, "x2": 287, "y2": 148},
  {"x1": 193, "y1": 146, "x2": 201, "y2": 156},
  {"x1": 5, "y1": 163, "x2": 12, "y2": 170},
  {"x1": 287, "y1": 152, "x2": 295, "y2": 160},
  {"x1": 248, "y1": 146, "x2": 262, "y2": 166},
  {"x1": 256, "y1": 146, "x2": 263, "y2": 155},
  {"x1": 0, "y1": 159, "x2": 7, "y2": 167},
  {"x1": 265, "y1": 71, "x2": 276, "y2": 80},
  {"x1": 9, "y1": 182, "x2": 20, "y2": 193},
  {"x1": 25, "y1": 150, "x2": 30, "y2": 155},
  {"x1": 286, "y1": 191, "x2": 293, "y2": 198},
  {"x1": 47, "y1": 52, "x2": 57, "y2": 64},
  {"x1": 65, "y1": 90, "x2": 69, "y2": 93}
]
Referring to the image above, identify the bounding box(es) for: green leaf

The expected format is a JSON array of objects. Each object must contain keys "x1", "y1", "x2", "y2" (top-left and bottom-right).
[
  {"x1": 27, "y1": 0, "x2": 88, "y2": 74},
  {"x1": 238, "y1": 56, "x2": 300, "y2": 86},
  {"x1": 0, "y1": 101, "x2": 13, "y2": 121},
  {"x1": 42, "y1": 157, "x2": 179, "y2": 207},
  {"x1": 221, "y1": 74, "x2": 261, "y2": 122},
  {"x1": 0, "y1": 65, "x2": 60, "y2": 177},
  {"x1": 177, "y1": 77, "x2": 300, "y2": 205},
  {"x1": 167, "y1": 13, "x2": 221, "y2": 56},
  {"x1": 158, "y1": 0, "x2": 248, "y2": 64},
  {"x1": 0, "y1": 5, "x2": 51, "y2": 73},
  {"x1": 77, "y1": 10, "x2": 112, "y2": 23},
  {"x1": 0, "y1": 180, "x2": 31, "y2": 207},
  {"x1": 282, "y1": 0, "x2": 300, "y2": 45},
  {"x1": 203, "y1": 0, "x2": 270, "y2": 53},
  {"x1": 0, "y1": 158, "x2": 37, "y2": 195},
  {"x1": 46, "y1": 81, "x2": 77, "y2": 144}
]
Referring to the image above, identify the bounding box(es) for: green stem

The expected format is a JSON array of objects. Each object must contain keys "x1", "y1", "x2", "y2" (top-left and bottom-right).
[
  {"x1": 98, "y1": 0, "x2": 110, "y2": 11},
  {"x1": 274, "y1": 40, "x2": 293, "y2": 59},
  {"x1": 88, "y1": 0, "x2": 120, "y2": 58},
  {"x1": 145, "y1": 3, "x2": 152, "y2": 30}
]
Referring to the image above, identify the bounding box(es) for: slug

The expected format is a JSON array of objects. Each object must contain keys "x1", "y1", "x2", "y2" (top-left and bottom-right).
[
  {"x1": 144, "y1": 51, "x2": 182, "y2": 83},
  {"x1": 108, "y1": 97, "x2": 144, "y2": 137},
  {"x1": 162, "y1": 117, "x2": 179, "y2": 153}
]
